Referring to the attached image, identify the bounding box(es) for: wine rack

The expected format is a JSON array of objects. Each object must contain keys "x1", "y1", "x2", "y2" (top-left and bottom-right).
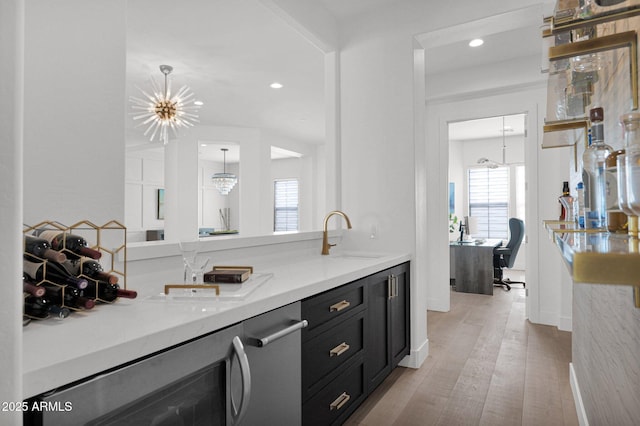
[{"x1": 22, "y1": 220, "x2": 130, "y2": 322}]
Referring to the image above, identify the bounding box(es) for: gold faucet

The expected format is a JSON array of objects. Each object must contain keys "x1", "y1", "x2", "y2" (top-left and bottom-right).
[{"x1": 322, "y1": 210, "x2": 352, "y2": 255}]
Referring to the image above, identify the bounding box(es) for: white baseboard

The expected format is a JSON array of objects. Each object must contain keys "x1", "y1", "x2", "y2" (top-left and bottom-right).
[
  {"x1": 426, "y1": 297, "x2": 449, "y2": 312},
  {"x1": 399, "y1": 338, "x2": 429, "y2": 369},
  {"x1": 570, "y1": 362, "x2": 589, "y2": 426},
  {"x1": 558, "y1": 315, "x2": 572, "y2": 332}
]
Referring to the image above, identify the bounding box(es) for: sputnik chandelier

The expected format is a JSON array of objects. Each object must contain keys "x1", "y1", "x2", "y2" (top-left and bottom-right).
[{"x1": 130, "y1": 65, "x2": 201, "y2": 144}]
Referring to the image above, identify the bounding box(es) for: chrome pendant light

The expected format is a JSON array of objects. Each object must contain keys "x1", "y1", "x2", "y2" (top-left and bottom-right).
[{"x1": 211, "y1": 148, "x2": 237, "y2": 195}]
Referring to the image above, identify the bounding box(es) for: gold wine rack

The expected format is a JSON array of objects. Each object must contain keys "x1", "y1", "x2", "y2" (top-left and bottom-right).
[{"x1": 23, "y1": 220, "x2": 128, "y2": 318}]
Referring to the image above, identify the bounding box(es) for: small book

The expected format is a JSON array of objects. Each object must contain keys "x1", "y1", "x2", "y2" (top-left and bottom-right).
[{"x1": 204, "y1": 266, "x2": 252, "y2": 284}]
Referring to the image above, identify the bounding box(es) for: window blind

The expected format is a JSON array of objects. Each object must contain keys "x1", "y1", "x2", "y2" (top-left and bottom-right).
[
  {"x1": 468, "y1": 167, "x2": 509, "y2": 239},
  {"x1": 274, "y1": 179, "x2": 299, "y2": 232}
]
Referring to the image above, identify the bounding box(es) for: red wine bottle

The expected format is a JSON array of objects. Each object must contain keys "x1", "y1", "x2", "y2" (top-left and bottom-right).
[
  {"x1": 34, "y1": 230, "x2": 102, "y2": 260},
  {"x1": 23, "y1": 278, "x2": 46, "y2": 297},
  {"x1": 83, "y1": 281, "x2": 137, "y2": 302},
  {"x1": 24, "y1": 259, "x2": 89, "y2": 290},
  {"x1": 64, "y1": 258, "x2": 119, "y2": 284},
  {"x1": 41, "y1": 283, "x2": 95, "y2": 310},
  {"x1": 24, "y1": 235, "x2": 67, "y2": 262},
  {"x1": 23, "y1": 296, "x2": 70, "y2": 319}
]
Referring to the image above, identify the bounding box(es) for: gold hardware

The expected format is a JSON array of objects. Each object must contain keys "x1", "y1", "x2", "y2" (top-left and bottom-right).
[
  {"x1": 551, "y1": 8, "x2": 640, "y2": 34},
  {"x1": 329, "y1": 342, "x2": 350, "y2": 357},
  {"x1": 212, "y1": 265, "x2": 254, "y2": 273},
  {"x1": 329, "y1": 392, "x2": 351, "y2": 411},
  {"x1": 549, "y1": 31, "x2": 638, "y2": 110},
  {"x1": 329, "y1": 300, "x2": 350, "y2": 312},
  {"x1": 321, "y1": 210, "x2": 352, "y2": 255},
  {"x1": 164, "y1": 284, "x2": 220, "y2": 295},
  {"x1": 542, "y1": 119, "x2": 590, "y2": 172},
  {"x1": 635, "y1": 286, "x2": 640, "y2": 308},
  {"x1": 388, "y1": 275, "x2": 398, "y2": 299}
]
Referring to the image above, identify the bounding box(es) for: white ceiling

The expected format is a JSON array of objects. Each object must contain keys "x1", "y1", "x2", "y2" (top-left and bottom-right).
[
  {"x1": 448, "y1": 114, "x2": 526, "y2": 142},
  {"x1": 126, "y1": 1, "x2": 541, "y2": 151}
]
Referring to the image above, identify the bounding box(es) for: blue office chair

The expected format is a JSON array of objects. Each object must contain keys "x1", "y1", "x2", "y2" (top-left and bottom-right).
[{"x1": 493, "y1": 218, "x2": 525, "y2": 291}]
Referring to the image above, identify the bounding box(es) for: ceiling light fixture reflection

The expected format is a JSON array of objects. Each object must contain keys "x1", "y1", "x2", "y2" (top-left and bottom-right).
[
  {"x1": 130, "y1": 65, "x2": 201, "y2": 145},
  {"x1": 469, "y1": 38, "x2": 484, "y2": 47},
  {"x1": 270, "y1": 82, "x2": 283, "y2": 89}
]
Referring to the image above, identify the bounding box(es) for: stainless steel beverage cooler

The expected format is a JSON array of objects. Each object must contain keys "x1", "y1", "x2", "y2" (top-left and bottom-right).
[{"x1": 25, "y1": 302, "x2": 304, "y2": 425}]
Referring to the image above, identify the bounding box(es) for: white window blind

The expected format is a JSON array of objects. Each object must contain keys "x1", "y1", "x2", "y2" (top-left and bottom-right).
[
  {"x1": 274, "y1": 179, "x2": 299, "y2": 232},
  {"x1": 468, "y1": 167, "x2": 509, "y2": 239}
]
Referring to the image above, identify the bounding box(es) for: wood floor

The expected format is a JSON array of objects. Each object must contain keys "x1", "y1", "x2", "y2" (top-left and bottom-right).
[{"x1": 345, "y1": 281, "x2": 578, "y2": 426}]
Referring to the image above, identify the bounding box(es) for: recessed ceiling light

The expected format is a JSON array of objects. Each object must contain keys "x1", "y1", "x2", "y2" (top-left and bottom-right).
[
  {"x1": 270, "y1": 82, "x2": 283, "y2": 89},
  {"x1": 469, "y1": 38, "x2": 484, "y2": 47},
  {"x1": 194, "y1": 100, "x2": 204, "y2": 106}
]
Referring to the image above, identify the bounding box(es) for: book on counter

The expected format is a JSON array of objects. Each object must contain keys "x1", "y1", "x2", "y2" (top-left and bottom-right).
[{"x1": 204, "y1": 266, "x2": 253, "y2": 284}]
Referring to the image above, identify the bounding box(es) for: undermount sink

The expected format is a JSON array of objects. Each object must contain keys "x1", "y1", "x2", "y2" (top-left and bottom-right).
[{"x1": 326, "y1": 252, "x2": 385, "y2": 260}]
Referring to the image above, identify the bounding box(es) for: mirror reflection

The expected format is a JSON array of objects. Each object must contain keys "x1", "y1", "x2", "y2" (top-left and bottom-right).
[{"x1": 124, "y1": 0, "x2": 327, "y2": 243}]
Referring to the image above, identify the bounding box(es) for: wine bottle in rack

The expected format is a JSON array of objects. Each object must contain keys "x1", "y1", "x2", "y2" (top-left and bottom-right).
[
  {"x1": 41, "y1": 283, "x2": 95, "y2": 310},
  {"x1": 83, "y1": 281, "x2": 137, "y2": 302},
  {"x1": 64, "y1": 257, "x2": 119, "y2": 284},
  {"x1": 23, "y1": 235, "x2": 67, "y2": 263},
  {"x1": 23, "y1": 275, "x2": 46, "y2": 298},
  {"x1": 24, "y1": 258, "x2": 89, "y2": 290},
  {"x1": 23, "y1": 296, "x2": 70, "y2": 319},
  {"x1": 34, "y1": 230, "x2": 102, "y2": 260}
]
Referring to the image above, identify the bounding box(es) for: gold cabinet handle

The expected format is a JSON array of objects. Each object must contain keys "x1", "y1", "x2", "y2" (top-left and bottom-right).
[
  {"x1": 164, "y1": 284, "x2": 220, "y2": 295},
  {"x1": 329, "y1": 300, "x2": 350, "y2": 312},
  {"x1": 329, "y1": 342, "x2": 350, "y2": 357},
  {"x1": 329, "y1": 391, "x2": 351, "y2": 411}
]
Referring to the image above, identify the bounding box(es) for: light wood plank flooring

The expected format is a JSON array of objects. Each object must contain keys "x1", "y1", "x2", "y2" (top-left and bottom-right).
[{"x1": 345, "y1": 282, "x2": 578, "y2": 426}]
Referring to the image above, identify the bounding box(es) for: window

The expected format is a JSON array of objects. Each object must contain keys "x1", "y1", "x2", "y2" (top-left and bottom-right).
[
  {"x1": 468, "y1": 167, "x2": 509, "y2": 239},
  {"x1": 274, "y1": 179, "x2": 299, "y2": 232}
]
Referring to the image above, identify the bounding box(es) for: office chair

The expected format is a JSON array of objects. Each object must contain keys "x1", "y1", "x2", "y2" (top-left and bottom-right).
[{"x1": 493, "y1": 218, "x2": 525, "y2": 291}]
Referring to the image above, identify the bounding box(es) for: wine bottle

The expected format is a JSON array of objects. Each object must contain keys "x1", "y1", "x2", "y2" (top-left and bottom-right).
[
  {"x1": 41, "y1": 283, "x2": 95, "y2": 310},
  {"x1": 23, "y1": 276, "x2": 46, "y2": 298},
  {"x1": 23, "y1": 295, "x2": 70, "y2": 319},
  {"x1": 558, "y1": 181, "x2": 573, "y2": 221},
  {"x1": 34, "y1": 230, "x2": 102, "y2": 260},
  {"x1": 23, "y1": 235, "x2": 67, "y2": 262},
  {"x1": 83, "y1": 281, "x2": 137, "y2": 302},
  {"x1": 24, "y1": 259, "x2": 89, "y2": 290},
  {"x1": 64, "y1": 258, "x2": 119, "y2": 284}
]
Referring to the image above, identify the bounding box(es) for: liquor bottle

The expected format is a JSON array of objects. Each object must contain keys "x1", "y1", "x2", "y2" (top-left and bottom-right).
[
  {"x1": 23, "y1": 258, "x2": 89, "y2": 290},
  {"x1": 558, "y1": 181, "x2": 574, "y2": 221},
  {"x1": 582, "y1": 107, "x2": 612, "y2": 229},
  {"x1": 23, "y1": 235, "x2": 67, "y2": 263},
  {"x1": 605, "y1": 149, "x2": 627, "y2": 233},
  {"x1": 83, "y1": 281, "x2": 137, "y2": 302},
  {"x1": 41, "y1": 283, "x2": 95, "y2": 310},
  {"x1": 576, "y1": 182, "x2": 585, "y2": 228},
  {"x1": 622, "y1": 112, "x2": 640, "y2": 235},
  {"x1": 64, "y1": 258, "x2": 119, "y2": 284},
  {"x1": 34, "y1": 230, "x2": 102, "y2": 260}
]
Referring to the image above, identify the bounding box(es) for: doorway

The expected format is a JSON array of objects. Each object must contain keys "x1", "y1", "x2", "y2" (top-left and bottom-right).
[{"x1": 448, "y1": 113, "x2": 527, "y2": 279}]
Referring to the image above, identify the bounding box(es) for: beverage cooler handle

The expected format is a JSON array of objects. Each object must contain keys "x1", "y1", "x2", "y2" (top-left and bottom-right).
[
  {"x1": 231, "y1": 336, "x2": 251, "y2": 425},
  {"x1": 255, "y1": 319, "x2": 308, "y2": 347}
]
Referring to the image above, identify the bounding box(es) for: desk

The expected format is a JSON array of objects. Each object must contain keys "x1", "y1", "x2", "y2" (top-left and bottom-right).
[{"x1": 450, "y1": 239, "x2": 502, "y2": 295}]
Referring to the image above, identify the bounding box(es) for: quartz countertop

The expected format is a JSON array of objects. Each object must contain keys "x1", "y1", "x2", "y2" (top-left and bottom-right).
[{"x1": 22, "y1": 250, "x2": 411, "y2": 399}]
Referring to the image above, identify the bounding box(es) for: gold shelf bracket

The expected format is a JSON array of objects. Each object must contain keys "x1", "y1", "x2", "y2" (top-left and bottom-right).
[{"x1": 542, "y1": 118, "x2": 590, "y2": 171}]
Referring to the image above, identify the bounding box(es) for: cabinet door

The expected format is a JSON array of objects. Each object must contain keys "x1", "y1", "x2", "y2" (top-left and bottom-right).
[
  {"x1": 390, "y1": 263, "x2": 410, "y2": 368},
  {"x1": 365, "y1": 270, "x2": 392, "y2": 393}
]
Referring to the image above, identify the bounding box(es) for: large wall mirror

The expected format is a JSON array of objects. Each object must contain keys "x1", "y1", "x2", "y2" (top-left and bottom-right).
[{"x1": 124, "y1": 0, "x2": 331, "y2": 243}]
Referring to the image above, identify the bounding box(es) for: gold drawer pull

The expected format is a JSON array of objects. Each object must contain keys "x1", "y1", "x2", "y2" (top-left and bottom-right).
[
  {"x1": 329, "y1": 300, "x2": 350, "y2": 312},
  {"x1": 164, "y1": 284, "x2": 220, "y2": 295},
  {"x1": 329, "y1": 342, "x2": 350, "y2": 357},
  {"x1": 329, "y1": 392, "x2": 351, "y2": 411}
]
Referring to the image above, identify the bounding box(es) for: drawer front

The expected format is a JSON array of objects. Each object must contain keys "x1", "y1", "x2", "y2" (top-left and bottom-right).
[
  {"x1": 302, "y1": 359, "x2": 365, "y2": 426},
  {"x1": 302, "y1": 280, "x2": 365, "y2": 337},
  {"x1": 303, "y1": 312, "x2": 364, "y2": 398}
]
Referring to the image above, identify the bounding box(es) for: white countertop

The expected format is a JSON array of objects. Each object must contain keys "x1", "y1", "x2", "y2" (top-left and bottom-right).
[{"x1": 22, "y1": 250, "x2": 410, "y2": 399}]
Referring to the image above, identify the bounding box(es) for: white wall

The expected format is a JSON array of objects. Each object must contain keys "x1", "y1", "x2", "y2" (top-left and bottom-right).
[{"x1": 0, "y1": 0, "x2": 24, "y2": 421}]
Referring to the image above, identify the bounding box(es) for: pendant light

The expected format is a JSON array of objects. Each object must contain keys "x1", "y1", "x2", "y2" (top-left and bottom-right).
[
  {"x1": 211, "y1": 148, "x2": 237, "y2": 195},
  {"x1": 477, "y1": 116, "x2": 509, "y2": 168}
]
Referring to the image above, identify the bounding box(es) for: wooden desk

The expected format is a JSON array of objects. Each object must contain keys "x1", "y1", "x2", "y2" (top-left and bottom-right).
[{"x1": 449, "y1": 239, "x2": 502, "y2": 295}]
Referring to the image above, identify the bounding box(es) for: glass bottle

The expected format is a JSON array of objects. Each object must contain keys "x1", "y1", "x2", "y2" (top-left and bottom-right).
[
  {"x1": 605, "y1": 149, "x2": 627, "y2": 232},
  {"x1": 622, "y1": 112, "x2": 640, "y2": 235},
  {"x1": 582, "y1": 107, "x2": 612, "y2": 230}
]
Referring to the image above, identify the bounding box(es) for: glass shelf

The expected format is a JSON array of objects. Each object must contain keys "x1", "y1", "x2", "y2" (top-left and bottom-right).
[{"x1": 544, "y1": 220, "x2": 640, "y2": 307}]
